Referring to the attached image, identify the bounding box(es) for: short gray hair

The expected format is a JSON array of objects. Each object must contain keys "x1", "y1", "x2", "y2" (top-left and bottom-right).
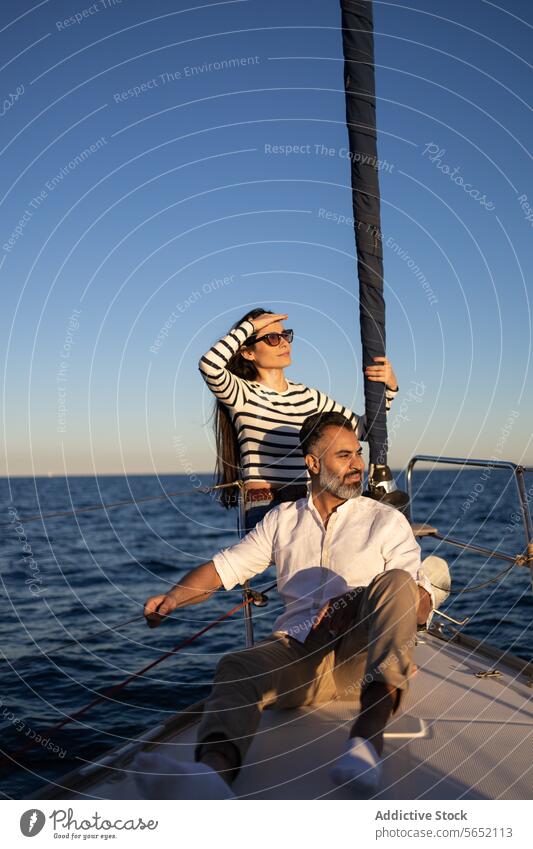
[{"x1": 299, "y1": 412, "x2": 355, "y2": 456}]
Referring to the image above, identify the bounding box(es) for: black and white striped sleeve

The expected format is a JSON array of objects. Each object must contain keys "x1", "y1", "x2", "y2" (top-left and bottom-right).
[
  {"x1": 306, "y1": 382, "x2": 400, "y2": 443},
  {"x1": 308, "y1": 387, "x2": 393, "y2": 442},
  {"x1": 310, "y1": 388, "x2": 362, "y2": 437},
  {"x1": 198, "y1": 319, "x2": 255, "y2": 410}
]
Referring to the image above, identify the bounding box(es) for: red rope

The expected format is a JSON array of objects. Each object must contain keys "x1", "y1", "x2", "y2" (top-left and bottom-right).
[{"x1": 0, "y1": 589, "x2": 271, "y2": 770}]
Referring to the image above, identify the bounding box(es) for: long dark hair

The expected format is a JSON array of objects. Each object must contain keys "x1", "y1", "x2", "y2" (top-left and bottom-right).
[{"x1": 213, "y1": 307, "x2": 274, "y2": 507}]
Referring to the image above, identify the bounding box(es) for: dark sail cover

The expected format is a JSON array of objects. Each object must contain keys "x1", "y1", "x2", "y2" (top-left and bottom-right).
[{"x1": 341, "y1": 0, "x2": 387, "y2": 466}]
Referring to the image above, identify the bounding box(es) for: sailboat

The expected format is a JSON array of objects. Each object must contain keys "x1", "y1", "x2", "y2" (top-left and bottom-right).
[{"x1": 33, "y1": 0, "x2": 532, "y2": 800}]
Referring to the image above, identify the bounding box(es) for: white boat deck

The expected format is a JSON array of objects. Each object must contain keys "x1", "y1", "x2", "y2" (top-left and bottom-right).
[{"x1": 49, "y1": 630, "x2": 533, "y2": 801}]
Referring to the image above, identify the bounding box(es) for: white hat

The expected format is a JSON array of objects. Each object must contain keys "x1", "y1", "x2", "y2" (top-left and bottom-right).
[{"x1": 420, "y1": 555, "x2": 451, "y2": 610}]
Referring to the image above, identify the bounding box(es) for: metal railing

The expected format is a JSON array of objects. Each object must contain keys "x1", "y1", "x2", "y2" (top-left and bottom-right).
[
  {"x1": 235, "y1": 456, "x2": 533, "y2": 646},
  {"x1": 406, "y1": 455, "x2": 533, "y2": 589}
]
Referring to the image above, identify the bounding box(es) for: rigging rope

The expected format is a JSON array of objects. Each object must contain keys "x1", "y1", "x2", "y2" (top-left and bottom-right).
[
  {"x1": 0, "y1": 480, "x2": 242, "y2": 528},
  {"x1": 0, "y1": 581, "x2": 276, "y2": 771},
  {"x1": 0, "y1": 556, "x2": 519, "y2": 770},
  {"x1": 431, "y1": 563, "x2": 516, "y2": 595},
  {"x1": 0, "y1": 584, "x2": 258, "y2": 669},
  {"x1": 4, "y1": 557, "x2": 516, "y2": 669},
  {"x1": 0, "y1": 614, "x2": 145, "y2": 670}
]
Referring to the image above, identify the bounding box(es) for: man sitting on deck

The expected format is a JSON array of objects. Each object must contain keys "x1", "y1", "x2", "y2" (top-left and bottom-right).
[{"x1": 143, "y1": 411, "x2": 434, "y2": 797}]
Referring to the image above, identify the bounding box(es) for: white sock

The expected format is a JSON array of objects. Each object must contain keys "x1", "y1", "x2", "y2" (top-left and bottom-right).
[
  {"x1": 131, "y1": 752, "x2": 235, "y2": 799},
  {"x1": 330, "y1": 737, "x2": 382, "y2": 794}
]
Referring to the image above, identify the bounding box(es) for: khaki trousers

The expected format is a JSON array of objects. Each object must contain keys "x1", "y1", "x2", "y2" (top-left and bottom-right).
[{"x1": 196, "y1": 569, "x2": 418, "y2": 769}]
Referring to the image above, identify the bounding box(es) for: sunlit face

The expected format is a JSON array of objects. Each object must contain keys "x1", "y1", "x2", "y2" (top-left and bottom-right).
[
  {"x1": 241, "y1": 320, "x2": 292, "y2": 369},
  {"x1": 306, "y1": 425, "x2": 365, "y2": 499}
]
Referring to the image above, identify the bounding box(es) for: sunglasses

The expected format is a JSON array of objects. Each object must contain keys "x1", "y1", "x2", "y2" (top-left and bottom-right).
[{"x1": 244, "y1": 329, "x2": 294, "y2": 348}]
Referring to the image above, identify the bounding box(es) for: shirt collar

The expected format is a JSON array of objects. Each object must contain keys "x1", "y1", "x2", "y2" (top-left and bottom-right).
[{"x1": 306, "y1": 489, "x2": 361, "y2": 524}]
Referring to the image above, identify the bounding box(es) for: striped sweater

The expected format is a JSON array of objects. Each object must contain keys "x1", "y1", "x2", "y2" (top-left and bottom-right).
[{"x1": 199, "y1": 319, "x2": 397, "y2": 485}]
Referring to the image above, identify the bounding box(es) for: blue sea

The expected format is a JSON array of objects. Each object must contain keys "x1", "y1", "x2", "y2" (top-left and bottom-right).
[{"x1": 1, "y1": 469, "x2": 532, "y2": 799}]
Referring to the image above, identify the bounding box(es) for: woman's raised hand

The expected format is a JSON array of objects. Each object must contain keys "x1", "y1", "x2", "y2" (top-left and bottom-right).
[
  {"x1": 365, "y1": 356, "x2": 398, "y2": 391},
  {"x1": 250, "y1": 313, "x2": 288, "y2": 333}
]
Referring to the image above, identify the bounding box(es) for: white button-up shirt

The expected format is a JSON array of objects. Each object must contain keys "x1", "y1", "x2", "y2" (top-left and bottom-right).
[{"x1": 213, "y1": 492, "x2": 434, "y2": 643}]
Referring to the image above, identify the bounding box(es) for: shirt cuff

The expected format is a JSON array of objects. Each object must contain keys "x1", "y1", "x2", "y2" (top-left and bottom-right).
[
  {"x1": 212, "y1": 551, "x2": 242, "y2": 590},
  {"x1": 386, "y1": 385, "x2": 399, "y2": 398}
]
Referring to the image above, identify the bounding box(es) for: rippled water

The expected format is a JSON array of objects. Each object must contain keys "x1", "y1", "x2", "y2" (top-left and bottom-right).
[{"x1": 0, "y1": 470, "x2": 531, "y2": 798}]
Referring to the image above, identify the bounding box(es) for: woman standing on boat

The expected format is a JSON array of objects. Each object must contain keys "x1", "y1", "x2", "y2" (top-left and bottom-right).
[{"x1": 199, "y1": 309, "x2": 398, "y2": 530}]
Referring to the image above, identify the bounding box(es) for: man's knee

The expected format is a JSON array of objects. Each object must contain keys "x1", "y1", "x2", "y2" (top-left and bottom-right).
[
  {"x1": 215, "y1": 649, "x2": 251, "y2": 682},
  {"x1": 214, "y1": 644, "x2": 275, "y2": 685},
  {"x1": 374, "y1": 569, "x2": 418, "y2": 601}
]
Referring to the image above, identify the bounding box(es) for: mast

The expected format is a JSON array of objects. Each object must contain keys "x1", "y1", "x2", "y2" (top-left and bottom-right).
[{"x1": 340, "y1": 0, "x2": 407, "y2": 507}]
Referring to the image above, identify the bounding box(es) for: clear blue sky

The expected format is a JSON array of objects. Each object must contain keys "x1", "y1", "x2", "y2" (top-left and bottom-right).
[{"x1": 1, "y1": 0, "x2": 532, "y2": 476}]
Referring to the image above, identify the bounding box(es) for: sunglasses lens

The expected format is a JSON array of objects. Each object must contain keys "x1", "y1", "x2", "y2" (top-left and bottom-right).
[
  {"x1": 269, "y1": 331, "x2": 293, "y2": 346},
  {"x1": 251, "y1": 329, "x2": 294, "y2": 346}
]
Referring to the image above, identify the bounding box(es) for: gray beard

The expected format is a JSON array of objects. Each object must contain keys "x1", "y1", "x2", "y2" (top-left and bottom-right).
[{"x1": 318, "y1": 466, "x2": 362, "y2": 500}]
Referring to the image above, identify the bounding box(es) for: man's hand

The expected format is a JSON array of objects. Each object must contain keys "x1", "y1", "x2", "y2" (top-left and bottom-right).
[
  {"x1": 417, "y1": 586, "x2": 433, "y2": 626},
  {"x1": 143, "y1": 593, "x2": 179, "y2": 629},
  {"x1": 365, "y1": 356, "x2": 398, "y2": 391},
  {"x1": 312, "y1": 589, "x2": 362, "y2": 636},
  {"x1": 143, "y1": 561, "x2": 223, "y2": 629}
]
